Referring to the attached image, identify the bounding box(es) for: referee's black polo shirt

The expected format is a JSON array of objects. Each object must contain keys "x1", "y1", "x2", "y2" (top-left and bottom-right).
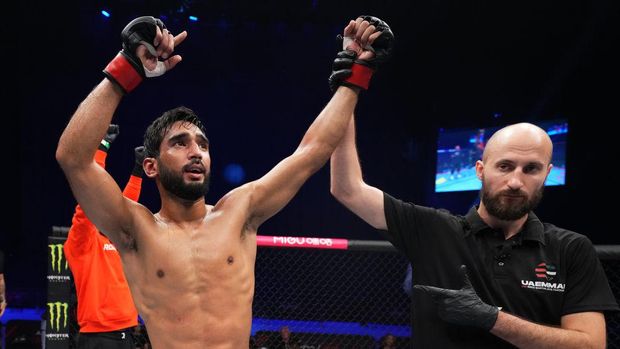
[{"x1": 382, "y1": 192, "x2": 619, "y2": 349}]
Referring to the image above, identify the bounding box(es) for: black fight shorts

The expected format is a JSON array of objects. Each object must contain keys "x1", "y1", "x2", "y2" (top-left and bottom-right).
[{"x1": 76, "y1": 328, "x2": 134, "y2": 349}]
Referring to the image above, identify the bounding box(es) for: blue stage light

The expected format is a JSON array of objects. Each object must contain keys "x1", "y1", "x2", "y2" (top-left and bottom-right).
[
  {"x1": 189, "y1": 15, "x2": 198, "y2": 22},
  {"x1": 101, "y1": 10, "x2": 110, "y2": 18},
  {"x1": 224, "y1": 163, "x2": 246, "y2": 185}
]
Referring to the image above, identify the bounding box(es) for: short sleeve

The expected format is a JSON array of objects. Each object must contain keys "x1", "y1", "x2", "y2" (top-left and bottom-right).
[{"x1": 381, "y1": 192, "x2": 417, "y2": 258}]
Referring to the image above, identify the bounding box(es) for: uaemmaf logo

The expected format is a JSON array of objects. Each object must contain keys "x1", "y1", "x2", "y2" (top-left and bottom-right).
[
  {"x1": 520, "y1": 262, "x2": 565, "y2": 292},
  {"x1": 535, "y1": 262, "x2": 557, "y2": 281}
]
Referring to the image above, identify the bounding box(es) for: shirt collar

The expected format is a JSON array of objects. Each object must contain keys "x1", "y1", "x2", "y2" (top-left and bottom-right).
[{"x1": 464, "y1": 206, "x2": 546, "y2": 245}]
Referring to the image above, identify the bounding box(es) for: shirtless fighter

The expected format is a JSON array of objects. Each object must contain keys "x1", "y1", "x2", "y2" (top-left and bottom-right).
[{"x1": 56, "y1": 15, "x2": 394, "y2": 348}]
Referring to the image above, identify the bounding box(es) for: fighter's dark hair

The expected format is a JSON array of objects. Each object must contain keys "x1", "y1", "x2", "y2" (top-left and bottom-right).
[{"x1": 143, "y1": 106, "x2": 207, "y2": 158}]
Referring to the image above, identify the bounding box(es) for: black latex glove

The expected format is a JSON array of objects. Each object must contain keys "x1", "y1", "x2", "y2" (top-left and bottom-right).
[{"x1": 413, "y1": 265, "x2": 499, "y2": 331}]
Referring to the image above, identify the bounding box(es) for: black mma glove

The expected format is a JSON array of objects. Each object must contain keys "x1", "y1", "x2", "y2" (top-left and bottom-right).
[
  {"x1": 132, "y1": 146, "x2": 146, "y2": 177},
  {"x1": 98, "y1": 124, "x2": 120, "y2": 152},
  {"x1": 330, "y1": 15, "x2": 395, "y2": 91},
  {"x1": 103, "y1": 16, "x2": 167, "y2": 93},
  {"x1": 328, "y1": 50, "x2": 357, "y2": 92},
  {"x1": 413, "y1": 265, "x2": 499, "y2": 331},
  {"x1": 357, "y1": 15, "x2": 395, "y2": 67}
]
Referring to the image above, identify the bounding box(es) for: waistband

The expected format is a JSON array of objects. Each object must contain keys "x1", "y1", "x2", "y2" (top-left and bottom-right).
[{"x1": 79, "y1": 327, "x2": 134, "y2": 339}]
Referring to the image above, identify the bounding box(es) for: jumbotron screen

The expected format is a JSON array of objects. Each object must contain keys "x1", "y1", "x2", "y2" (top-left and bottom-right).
[{"x1": 435, "y1": 120, "x2": 568, "y2": 193}]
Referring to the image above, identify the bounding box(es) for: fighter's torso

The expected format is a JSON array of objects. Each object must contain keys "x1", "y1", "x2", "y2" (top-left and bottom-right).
[{"x1": 121, "y1": 190, "x2": 257, "y2": 348}]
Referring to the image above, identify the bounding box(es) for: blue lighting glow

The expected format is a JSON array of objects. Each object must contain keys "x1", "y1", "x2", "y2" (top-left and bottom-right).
[
  {"x1": 101, "y1": 10, "x2": 110, "y2": 18},
  {"x1": 0, "y1": 307, "x2": 45, "y2": 324},
  {"x1": 189, "y1": 15, "x2": 198, "y2": 22},
  {"x1": 251, "y1": 317, "x2": 410, "y2": 340},
  {"x1": 224, "y1": 163, "x2": 246, "y2": 184}
]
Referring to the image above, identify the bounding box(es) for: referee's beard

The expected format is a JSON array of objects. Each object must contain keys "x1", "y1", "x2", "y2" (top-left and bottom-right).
[{"x1": 481, "y1": 182, "x2": 544, "y2": 221}]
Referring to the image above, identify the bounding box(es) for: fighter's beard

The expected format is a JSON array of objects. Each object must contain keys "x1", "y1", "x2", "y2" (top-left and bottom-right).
[{"x1": 159, "y1": 161, "x2": 210, "y2": 201}]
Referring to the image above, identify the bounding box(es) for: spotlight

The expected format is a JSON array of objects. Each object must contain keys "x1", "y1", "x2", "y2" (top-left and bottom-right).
[{"x1": 223, "y1": 164, "x2": 246, "y2": 185}]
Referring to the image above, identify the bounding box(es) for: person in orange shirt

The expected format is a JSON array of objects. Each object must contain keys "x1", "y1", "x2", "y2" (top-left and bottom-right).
[{"x1": 63, "y1": 125, "x2": 144, "y2": 349}]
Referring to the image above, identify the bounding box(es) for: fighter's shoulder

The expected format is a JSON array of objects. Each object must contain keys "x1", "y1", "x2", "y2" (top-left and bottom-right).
[
  {"x1": 128, "y1": 199, "x2": 157, "y2": 223},
  {"x1": 123, "y1": 201, "x2": 158, "y2": 240},
  {"x1": 213, "y1": 183, "x2": 255, "y2": 209}
]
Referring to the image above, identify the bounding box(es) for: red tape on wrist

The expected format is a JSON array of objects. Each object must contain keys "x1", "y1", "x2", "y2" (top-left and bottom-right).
[
  {"x1": 344, "y1": 63, "x2": 374, "y2": 90},
  {"x1": 103, "y1": 53, "x2": 143, "y2": 93}
]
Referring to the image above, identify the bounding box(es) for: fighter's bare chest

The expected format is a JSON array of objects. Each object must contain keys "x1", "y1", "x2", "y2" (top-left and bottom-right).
[{"x1": 141, "y1": 221, "x2": 252, "y2": 277}]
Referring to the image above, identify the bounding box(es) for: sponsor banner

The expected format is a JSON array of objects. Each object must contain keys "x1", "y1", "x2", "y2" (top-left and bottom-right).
[
  {"x1": 48, "y1": 238, "x2": 71, "y2": 283},
  {"x1": 47, "y1": 301, "x2": 69, "y2": 333},
  {"x1": 47, "y1": 236, "x2": 72, "y2": 349},
  {"x1": 257, "y1": 235, "x2": 349, "y2": 250}
]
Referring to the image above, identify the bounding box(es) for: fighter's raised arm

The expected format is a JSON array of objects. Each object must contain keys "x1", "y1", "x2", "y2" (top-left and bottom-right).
[
  {"x1": 56, "y1": 16, "x2": 187, "y2": 246},
  {"x1": 328, "y1": 17, "x2": 395, "y2": 230},
  {"x1": 245, "y1": 16, "x2": 394, "y2": 229}
]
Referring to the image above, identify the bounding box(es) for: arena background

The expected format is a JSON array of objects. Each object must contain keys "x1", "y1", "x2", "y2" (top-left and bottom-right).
[{"x1": 2, "y1": 0, "x2": 619, "y2": 344}]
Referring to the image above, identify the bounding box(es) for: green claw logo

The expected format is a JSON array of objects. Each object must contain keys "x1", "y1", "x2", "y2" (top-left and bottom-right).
[
  {"x1": 49, "y1": 244, "x2": 68, "y2": 273},
  {"x1": 47, "y1": 302, "x2": 69, "y2": 331}
]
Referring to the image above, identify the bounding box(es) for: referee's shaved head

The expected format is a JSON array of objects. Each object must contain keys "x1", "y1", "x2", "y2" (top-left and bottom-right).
[{"x1": 482, "y1": 123, "x2": 553, "y2": 165}]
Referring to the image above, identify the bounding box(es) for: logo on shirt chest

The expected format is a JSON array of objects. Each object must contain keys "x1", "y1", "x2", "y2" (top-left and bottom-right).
[
  {"x1": 103, "y1": 243, "x2": 117, "y2": 251},
  {"x1": 535, "y1": 262, "x2": 556, "y2": 281},
  {"x1": 520, "y1": 262, "x2": 565, "y2": 292}
]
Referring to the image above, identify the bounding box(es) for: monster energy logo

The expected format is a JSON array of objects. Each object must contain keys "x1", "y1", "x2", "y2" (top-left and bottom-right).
[
  {"x1": 47, "y1": 302, "x2": 69, "y2": 331},
  {"x1": 49, "y1": 244, "x2": 68, "y2": 273}
]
